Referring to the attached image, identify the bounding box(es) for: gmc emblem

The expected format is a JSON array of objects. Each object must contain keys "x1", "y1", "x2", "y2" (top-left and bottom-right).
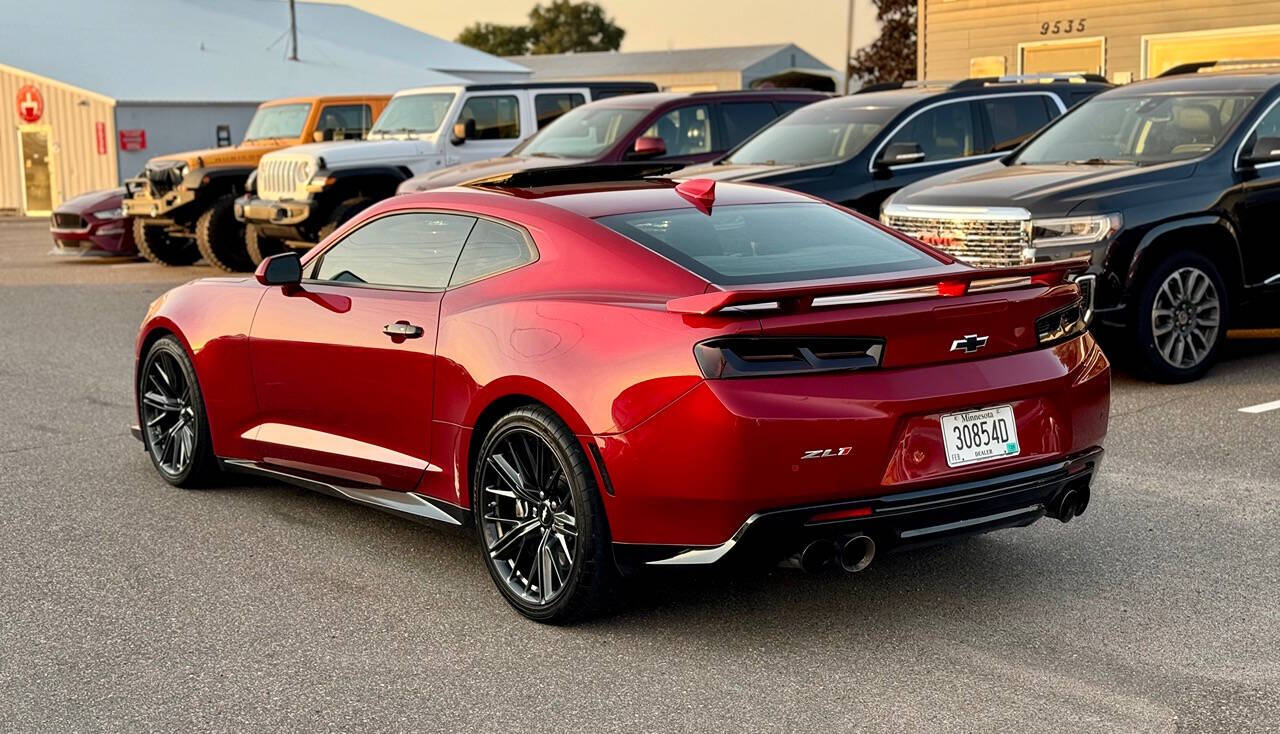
[{"x1": 917, "y1": 233, "x2": 957, "y2": 247}]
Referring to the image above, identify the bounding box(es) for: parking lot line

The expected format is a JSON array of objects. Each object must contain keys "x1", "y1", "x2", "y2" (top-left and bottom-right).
[{"x1": 1238, "y1": 399, "x2": 1280, "y2": 414}]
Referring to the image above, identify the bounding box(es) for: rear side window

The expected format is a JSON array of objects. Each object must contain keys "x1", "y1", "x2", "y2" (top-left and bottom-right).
[
  {"x1": 458, "y1": 95, "x2": 520, "y2": 140},
  {"x1": 597, "y1": 202, "x2": 936, "y2": 285},
  {"x1": 642, "y1": 104, "x2": 713, "y2": 157},
  {"x1": 535, "y1": 93, "x2": 586, "y2": 128},
  {"x1": 980, "y1": 96, "x2": 1054, "y2": 153},
  {"x1": 719, "y1": 102, "x2": 780, "y2": 148},
  {"x1": 449, "y1": 219, "x2": 537, "y2": 286},
  {"x1": 310, "y1": 213, "x2": 476, "y2": 290},
  {"x1": 884, "y1": 101, "x2": 977, "y2": 163}
]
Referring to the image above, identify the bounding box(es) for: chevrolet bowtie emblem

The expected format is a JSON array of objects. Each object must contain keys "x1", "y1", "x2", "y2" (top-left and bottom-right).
[{"x1": 950, "y1": 334, "x2": 989, "y2": 353}]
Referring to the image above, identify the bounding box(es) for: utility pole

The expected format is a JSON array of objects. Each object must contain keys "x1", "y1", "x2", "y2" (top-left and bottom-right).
[
  {"x1": 288, "y1": 0, "x2": 299, "y2": 61},
  {"x1": 842, "y1": 0, "x2": 854, "y2": 94}
]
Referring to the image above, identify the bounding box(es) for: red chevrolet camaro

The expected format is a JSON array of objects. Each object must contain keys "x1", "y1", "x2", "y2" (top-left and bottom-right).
[{"x1": 132, "y1": 166, "x2": 1110, "y2": 623}]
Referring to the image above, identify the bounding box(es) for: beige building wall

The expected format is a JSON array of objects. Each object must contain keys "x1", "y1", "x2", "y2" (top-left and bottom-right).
[
  {"x1": 0, "y1": 64, "x2": 118, "y2": 215},
  {"x1": 918, "y1": 0, "x2": 1280, "y2": 82}
]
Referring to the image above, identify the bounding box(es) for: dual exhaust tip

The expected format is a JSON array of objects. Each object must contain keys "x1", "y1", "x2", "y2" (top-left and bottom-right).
[
  {"x1": 1048, "y1": 485, "x2": 1090, "y2": 523},
  {"x1": 784, "y1": 534, "x2": 876, "y2": 574}
]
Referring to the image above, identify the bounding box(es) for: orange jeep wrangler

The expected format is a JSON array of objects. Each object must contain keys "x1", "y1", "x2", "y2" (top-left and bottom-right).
[{"x1": 123, "y1": 95, "x2": 390, "y2": 271}]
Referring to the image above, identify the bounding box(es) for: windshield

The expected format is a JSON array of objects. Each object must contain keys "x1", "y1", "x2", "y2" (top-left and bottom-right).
[
  {"x1": 513, "y1": 106, "x2": 648, "y2": 159},
  {"x1": 370, "y1": 93, "x2": 456, "y2": 136},
  {"x1": 244, "y1": 103, "x2": 311, "y2": 141},
  {"x1": 724, "y1": 104, "x2": 898, "y2": 166},
  {"x1": 1014, "y1": 93, "x2": 1259, "y2": 165},
  {"x1": 597, "y1": 202, "x2": 936, "y2": 285}
]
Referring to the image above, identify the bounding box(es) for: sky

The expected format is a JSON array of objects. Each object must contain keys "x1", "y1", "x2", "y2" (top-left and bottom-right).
[{"x1": 331, "y1": 0, "x2": 880, "y2": 73}]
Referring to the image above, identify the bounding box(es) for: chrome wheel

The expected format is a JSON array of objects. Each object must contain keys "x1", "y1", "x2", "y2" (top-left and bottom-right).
[
  {"x1": 478, "y1": 428, "x2": 577, "y2": 606},
  {"x1": 141, "y1": 351, "x2": 197, "y2": 476},
  {"x1": 1151, "y1": 266, "x2": 1221, "y2": 370}
]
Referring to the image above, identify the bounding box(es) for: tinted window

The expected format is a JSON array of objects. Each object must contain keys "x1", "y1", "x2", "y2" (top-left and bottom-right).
[
  {"x1": 720, "y1": 102, "x2": 780, "y2": 148},
  {"x1": 642, "y1": 104, "x2": 713, "y2": 157},
  {"x1": 1015, "y1": 93, "x2": 1258, "y2": 165},
  {"x1": 726, "y1": 103, "x2": 897, "y2": 165},
  {"x1": 458, "y1": 95, "x2": 520, "y2": 140},
  {"x1": 450, "y1": 219, "x2": 537, "y2": 286},
  {"x1": 535, "y1": 93, "x2": 586, "y2": 128},
  {"x1": 884, "y1": 102, "x2": 977, "y2": 163},
  {"x1": 597, "y1": 202, "x2": 936, "y2": 285},
  {"x1": 980, "y1": 96, "x2": 1053, "y2": 153},
  {"x1": 317, "y1": 104, "x2": 374, "y2": 139},
  {"x1": 515, "y1": 105, "x2": 649, "y2": 159},
  {"x1": 312, "y1": 213, "x2": 476, "y2": 289},
  {"x1": 775, "y1": 99, "x2": 811, "y2": 115}
]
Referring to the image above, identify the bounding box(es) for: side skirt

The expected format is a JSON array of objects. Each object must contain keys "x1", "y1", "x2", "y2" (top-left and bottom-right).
[{"x1": 219, "y1": 458, "x2": 471, "y2": 527}]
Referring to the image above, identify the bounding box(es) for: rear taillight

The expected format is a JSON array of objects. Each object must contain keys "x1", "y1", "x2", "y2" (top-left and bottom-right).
[
  {"x1": 693, "y1": 337, "x2": 884, "y2": 378},
  {"x1": 1035, "y1": 300, "x2": 1088, "y2": 346}
]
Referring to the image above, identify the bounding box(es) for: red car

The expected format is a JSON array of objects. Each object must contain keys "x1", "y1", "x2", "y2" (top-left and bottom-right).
[
  {"x1": 50, "y1": 187, "x2": 136, "y2": 257},
  {"x1": 131, "y1": 165, "x2": 1110, "y2": 623}
]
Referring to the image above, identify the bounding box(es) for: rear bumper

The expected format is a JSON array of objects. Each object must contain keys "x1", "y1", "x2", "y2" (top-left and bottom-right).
[{"x1": 616, "y1": 446, "x2": 1104, "y2": 567}]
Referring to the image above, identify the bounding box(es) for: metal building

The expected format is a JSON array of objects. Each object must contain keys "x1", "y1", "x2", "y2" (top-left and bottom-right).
[
  {"x1": 918, "y1": 0, "x2": 1280, "y2": 84},
  {"x1": 506, "y1": 44, "x2": 837, "y2": 93},
  {"x1": 0, "y1": 0, "x2": 530, "y2": 215}
]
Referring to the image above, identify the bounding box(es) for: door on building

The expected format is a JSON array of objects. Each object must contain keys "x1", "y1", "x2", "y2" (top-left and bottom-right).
[
  {"x1": 1019, "y1": 38, "x2": 1105, "y2": 76},
  {"x1": 17, "y1": 125, "x2": 57, "y2": 216},
  {"x1": 1144, "y1": 25, "x2": 1280, "y2": 78}
]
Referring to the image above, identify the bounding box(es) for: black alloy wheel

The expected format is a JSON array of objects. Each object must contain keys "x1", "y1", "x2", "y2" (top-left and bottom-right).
[
  {"x1": 473, "y1": 406, "x2": 613, "y2": 623},
  {"x1": 139, "y1": 336, "x2": 217, "y2": 487}
]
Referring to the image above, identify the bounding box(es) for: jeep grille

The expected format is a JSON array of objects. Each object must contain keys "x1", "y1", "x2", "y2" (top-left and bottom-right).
[
  {"x1": 881, "y1": 207, "x2": 1031, "y2": 268},
  {"x1": 258, "y1": 157, "x2": 314, "y2": 200}
]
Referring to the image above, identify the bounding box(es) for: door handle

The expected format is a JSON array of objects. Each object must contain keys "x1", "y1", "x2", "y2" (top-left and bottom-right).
[{"x1": 383, "y1": 322, "x2": 424, "y2": 339}]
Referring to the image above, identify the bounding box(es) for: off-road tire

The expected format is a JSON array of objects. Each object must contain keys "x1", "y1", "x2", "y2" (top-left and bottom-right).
[
  {"x1": 316, "y1": 197, "x2": 373, "y2": 243},
  {"x1": 245, "y1": 223, "x2": 289, "y2": 265},
  {"x1": 195, "y1": 194, "x2": 253, "y2": 272},
  {"x1": 134, "y1": 219, "x2": 199, "y2": 266}
]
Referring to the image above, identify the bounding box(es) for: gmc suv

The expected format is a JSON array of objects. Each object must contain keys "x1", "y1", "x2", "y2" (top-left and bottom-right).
[
  {"x1": 396, "y1": 90, "x2": 827, "y2": 193},
  {"x1": 882, "y1": 64, "x2": 1280, "y2": 381},
  {"x1": 677, "y1": 75, "x2": 1110, "y2": 216}
]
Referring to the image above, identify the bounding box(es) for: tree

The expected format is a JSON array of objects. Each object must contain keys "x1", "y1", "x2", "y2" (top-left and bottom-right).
[
  {"x1": 848, "y1": 0, "x2": 917, "y2": 85},
  {"x1": 455, "y1": 1, "x2": 624, "y2": 56},
  {"x1": 456, "y1": 23, "x2": 533, "y2": 57}
]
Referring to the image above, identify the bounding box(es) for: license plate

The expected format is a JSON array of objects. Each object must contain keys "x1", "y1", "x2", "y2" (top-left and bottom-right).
[{"x1": 940, "y1": 405, "x2": 1020, "y2": 467}]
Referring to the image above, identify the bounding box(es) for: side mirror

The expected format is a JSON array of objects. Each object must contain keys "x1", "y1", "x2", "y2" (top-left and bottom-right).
[
  {"x1": 876, "y1": 142, "x2": 926, "y2": 168},
  {"x1": 1241, "y1": 136, "x2": 1280, "y2": 166},
  {"x1": 451, "y1": 119, "x2": 476, "y2": 145},
  {"x1": 630, "y1": 136, "x2": 667, "y2": 159},
  {"x1": 255, "y1": 251, "x2": 302, "y2": 287}
]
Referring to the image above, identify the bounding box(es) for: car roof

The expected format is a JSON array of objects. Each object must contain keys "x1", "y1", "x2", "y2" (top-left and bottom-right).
[
  {"x1": 593, "y1": 89, "x2": 829, "y2": 109},
  {"x1": 811, "y1": 80, "x2": 1109, "y2": 112},
  {"x1": 1098, "y1": 70, "x2": 1280, "y2": 95}
]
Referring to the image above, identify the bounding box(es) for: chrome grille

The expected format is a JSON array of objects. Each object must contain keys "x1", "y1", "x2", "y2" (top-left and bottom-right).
[
  {"x1": 882, "y1": 209, "x2": 1030, "y2": 268},
  {"x1": 257, "y1": 156, "x2": 314, "y2": 200}
]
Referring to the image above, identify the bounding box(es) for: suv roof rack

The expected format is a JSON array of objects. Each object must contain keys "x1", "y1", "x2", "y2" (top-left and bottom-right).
[
  {"x1": 1158, "y1": 59, "x2": 1280, "y2": 77},
  {"x1": 952, "y1": 73, "x2": 1108, "y2": 87},
  {"x1": 465, "y1": 162, "x2": 685, "y2": 190}
]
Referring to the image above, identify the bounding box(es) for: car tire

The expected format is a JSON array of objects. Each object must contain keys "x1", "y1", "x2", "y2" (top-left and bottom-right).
[
  {"x1": 195, "y1": 194, "x2": 253, "y2": 272},
  {"x1": 134, "y1": 219, "x2": 199, "y2": 266},
  {"x1": 245, "y1": 223, "x2": 288, "y2": 265},
  {"x1": 1132, "y1": 251, "x2": 1227, "y2": 383},
  {"x1": 472, "y1": 405, "x2": 615, "y2": 624},
  {"x1": 138, "y1": 336, "x2": 219, "y2": 488},
  {"x1": 316, "y1": 197, "x2": 372, "y2": 243}
]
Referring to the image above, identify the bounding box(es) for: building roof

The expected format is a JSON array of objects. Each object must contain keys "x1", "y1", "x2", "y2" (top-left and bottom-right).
[
  {"x1": 0, "y1": 0, "x2": 530, "y2": 103},
  {"x1": 506, "y1": 44, "x2": 828, "y2": 79}
]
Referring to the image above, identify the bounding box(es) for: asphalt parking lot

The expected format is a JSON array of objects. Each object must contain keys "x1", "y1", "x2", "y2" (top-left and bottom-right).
[{"x1": 1, "y1": 218, "x2": 1278, "y2": 733}]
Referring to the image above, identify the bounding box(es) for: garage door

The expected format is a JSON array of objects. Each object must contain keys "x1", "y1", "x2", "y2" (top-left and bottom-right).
[
  {"x1": 1019, "y1": 38, "x2": 1104, "y2": 76},
  {"x1": 1145, "y1": 26, "x2": 1280, "y2": 78}
]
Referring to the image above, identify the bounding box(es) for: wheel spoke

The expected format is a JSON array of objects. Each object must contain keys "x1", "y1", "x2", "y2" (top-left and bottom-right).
[
  {"x1": 487, "y1": 518, "x2": 541, "y2": 559},
  {"x1": 142, "y1": 392, "x2": 179, "y2": 412},
  {"x1": 488, "y1": 453, "x2": 540, "y2": 504}
]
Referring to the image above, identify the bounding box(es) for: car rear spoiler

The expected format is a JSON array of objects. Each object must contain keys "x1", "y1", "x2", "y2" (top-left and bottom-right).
[{"x1": 665, "y1": 258, "x2": 1091, "y2": 315}]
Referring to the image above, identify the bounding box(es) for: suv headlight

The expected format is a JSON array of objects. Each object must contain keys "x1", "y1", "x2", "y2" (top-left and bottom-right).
[{"x1": 1030, "y1": 213, "x2": 1122, "y2": 247}]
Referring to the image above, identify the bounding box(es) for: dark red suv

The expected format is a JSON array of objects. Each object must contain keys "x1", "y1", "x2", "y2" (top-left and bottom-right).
[{"x1": 396, "y1": 90, "x2": 828, "y2": 193}]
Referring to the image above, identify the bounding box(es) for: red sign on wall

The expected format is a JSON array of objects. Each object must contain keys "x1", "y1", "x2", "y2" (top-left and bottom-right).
[
  {"x1": 95, "y1": 122, "x2": 107, "y2": 155},
  {"x1": 16, "y1": 84, "x2": 43, "y2": 123},
  {"x1": 119, "y1": 129, "x2": 147, "y2": 151}
]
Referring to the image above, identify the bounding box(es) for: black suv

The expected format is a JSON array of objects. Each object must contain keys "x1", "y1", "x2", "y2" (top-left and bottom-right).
[
  {"x1": 678, "y1": 75, "x2": 1110, "y2": 216},
  {"x1": 883, "y1": 64, "x2": 1280, "y2": 382}
]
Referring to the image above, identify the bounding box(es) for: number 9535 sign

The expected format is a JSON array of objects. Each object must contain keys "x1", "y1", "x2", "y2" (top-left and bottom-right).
[{"x1": 1041, "y1": 18, "x2": 1086, "y2": 35}]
